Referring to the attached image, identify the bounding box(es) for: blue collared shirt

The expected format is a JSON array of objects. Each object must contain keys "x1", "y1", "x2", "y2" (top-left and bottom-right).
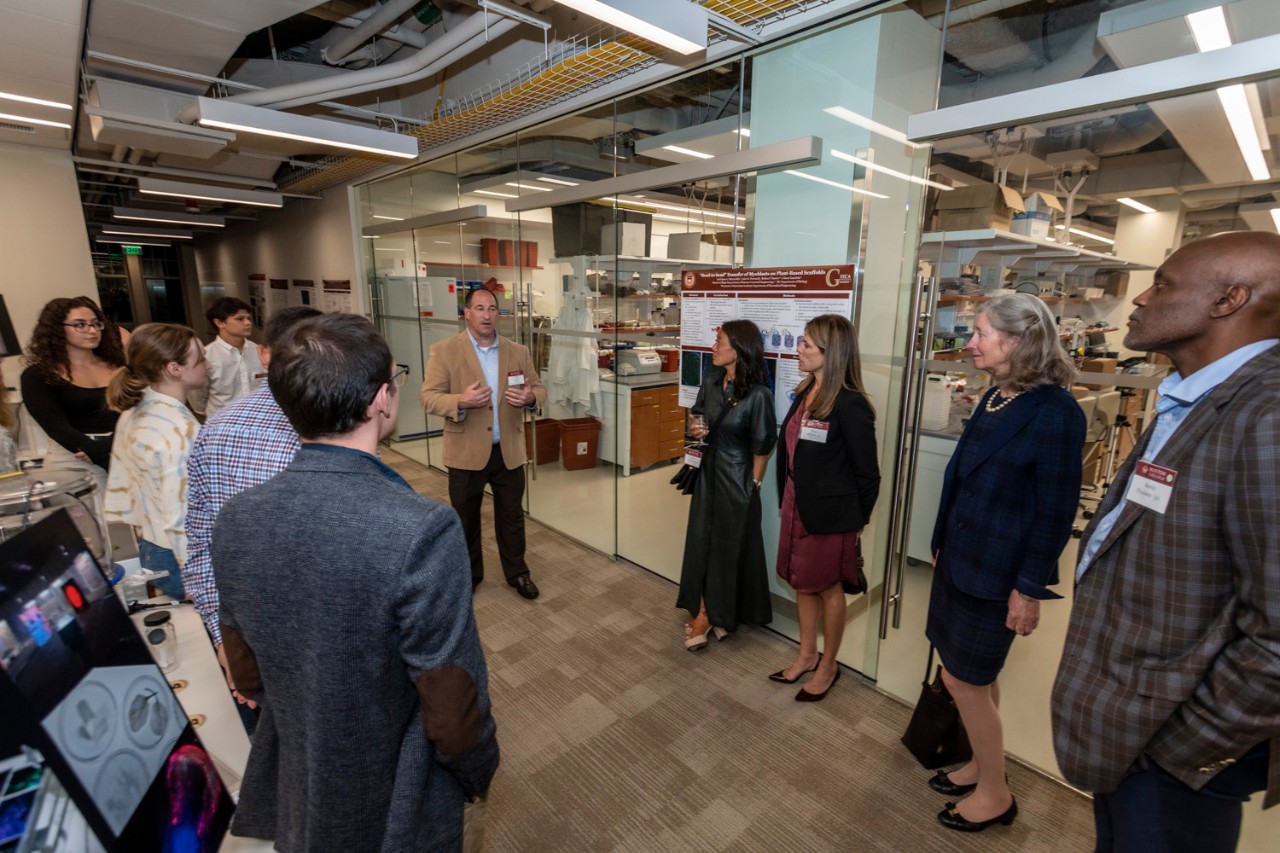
[
  {"x1": 1077, "y1": 339, "x2": 1279, "y2": 579},
  {"x1": 468, "y1": 332, "x2": 501, "y2": 444}
]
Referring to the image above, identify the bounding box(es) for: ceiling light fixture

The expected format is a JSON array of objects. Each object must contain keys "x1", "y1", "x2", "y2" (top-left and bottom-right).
[
  {"x1": 472, "y1": 189, "x2": 519, "y2": 198},
  {"x1": 617, "y1": 196, "x2": 739, "y2": 221},
  {"x1": 829, "y1": 149, "x2": 953, "y2": 191},
  {"x1": 102, "y1": 227, "x2": 194, "y2": 240},
  {"x1": 553, "y1": 0, "x2": 707, "y2": 55},
  {"x1": 0, "y1": 111, "x2": 71, "y2": 129},
  {"x1": 1185, "y1": 7, "x2": 1270, "y2": 181},
  {"x1": 361, "y1": 205, "x2": 488, "y2": 238},
  {"x1": 506, "y1": 137, "x2": 823, "y2": 213},
  {"x1": 95, "y1": 238, "x2": 171, "y2": 248},
  {"x1": 1054, "y1": 224, "x2": 1116, "y2": 246},
  {"x1": 537, "y1": 176, "x2": 579, "y2": 186},
  {"x1": 663, "y1": 144, "x2": 714, "y2": 160},
  {"x1": 784, "y1": 170, "x2": 890, "y2": 199},
  {"x1": 137, "y1": 177, "x2": 284, "y2": 208},
  {"x1": 1117, "y1": 197, "x2": 1157, "y2": 214},
  {"x1": 0, "y1": 91, "x2": 72, "y2": 110},
  {"x1": 735, "y1": 128, "x2": 751, "y2": 137},
  {"x1": 504, "y1": 182, "x2": 554, "y2": 192},
  {"x1": 824, "y1": 106, "x2": 920, "y2": 149},
  {"x1": 373, "y1": 214, "x2": 405, "y2": 221},
  {"x1": 113, "y1": 206, "x2": 225, "y2": 227},
  {"x1": 191, "y1": 97, "x2": 418, "y2": 159}
]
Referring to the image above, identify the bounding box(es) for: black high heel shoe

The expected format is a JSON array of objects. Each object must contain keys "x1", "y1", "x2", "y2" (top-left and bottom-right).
[
  {"x1": 767, "y1": 653, "x2": 821, "y2": 684},
  {"x1": 937, "y1": 798, "x2": 1018, "y2": 832},
  {"x1": 795, "y1": 666, "x2": 840, "y2": 702},
  {"x1": 928, "y1": 770, "x2": 977, "y2": 797}
]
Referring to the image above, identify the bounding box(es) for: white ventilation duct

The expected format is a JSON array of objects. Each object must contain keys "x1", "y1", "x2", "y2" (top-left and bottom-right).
[
  {"x1": 323, "y1": 0, "x2": 425, "y2": 66},
  {"x1": 222, "y1": 13, "x2": 522, "y2": 111}
]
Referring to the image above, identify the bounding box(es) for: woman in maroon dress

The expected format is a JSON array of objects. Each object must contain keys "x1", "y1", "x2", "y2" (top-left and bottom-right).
[{"x1": 769, "y1": 314, "x2": 880, "y2": 701}]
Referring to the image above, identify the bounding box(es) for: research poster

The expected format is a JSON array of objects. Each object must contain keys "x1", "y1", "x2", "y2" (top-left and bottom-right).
[{"x1": 677, "y1": 265, "x2": 855, "y2": 420}]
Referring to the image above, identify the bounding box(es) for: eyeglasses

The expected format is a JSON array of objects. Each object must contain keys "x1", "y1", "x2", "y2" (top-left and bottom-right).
[
  {"x1": 64, "y1": 320, "x2": 106, "y2": 333},
  {"x1": 389, "y1": 364, "x2": 409, "y2": 389}
]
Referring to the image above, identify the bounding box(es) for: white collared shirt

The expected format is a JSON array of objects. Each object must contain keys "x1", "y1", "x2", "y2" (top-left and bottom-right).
[
  {"x1": 193, "y1": 336, "x2": 265, "y2": 418},
  {"x1": 105, "y1": 388, "x2": 201, "y2": 563}
]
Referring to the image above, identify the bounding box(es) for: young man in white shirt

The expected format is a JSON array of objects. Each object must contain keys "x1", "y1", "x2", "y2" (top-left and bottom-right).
[{"x1": 192, "y1": 296, "x2": 266, "y2": 419}]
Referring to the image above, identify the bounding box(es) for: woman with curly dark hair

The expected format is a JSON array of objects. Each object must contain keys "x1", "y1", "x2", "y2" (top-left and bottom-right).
[{"x1": 20, "y1": 297, "x2": 126, "y2": 487}]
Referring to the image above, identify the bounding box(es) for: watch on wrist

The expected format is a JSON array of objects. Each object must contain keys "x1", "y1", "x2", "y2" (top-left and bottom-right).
[{"x1": 752, "y1": 478, "x2": 762, "y2": 490}]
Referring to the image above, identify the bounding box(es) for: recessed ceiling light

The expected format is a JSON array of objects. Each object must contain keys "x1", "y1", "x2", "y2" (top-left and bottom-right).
[
  {"x1": 0, "y1": 91, "x2": 72, "y2": 110},
  {"x1": 0, "y1": 111, "x2": 71, "y2": 129},
  {"x1": 1116, "y1": 197, "x2": 1157, "y2": 214}
]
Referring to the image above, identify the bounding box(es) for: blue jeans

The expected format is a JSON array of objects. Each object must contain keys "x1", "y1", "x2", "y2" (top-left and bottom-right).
[
  {"x1": 1093, "y1": 741, "x2": 1270, "y2": 853},
  {"x1": 138, "y1": 539, "x2": 185, "y2": 601}
]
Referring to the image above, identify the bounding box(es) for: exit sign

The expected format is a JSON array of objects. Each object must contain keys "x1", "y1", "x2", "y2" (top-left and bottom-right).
[{"x1": 123, "y1": 244, "x2": 143, "y2": 255}]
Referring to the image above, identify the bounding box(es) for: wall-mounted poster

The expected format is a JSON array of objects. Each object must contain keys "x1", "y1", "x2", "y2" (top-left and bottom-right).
[
  {"x1": 290, "y1": 279, "x2": 317, "y2": 309},
  {"x1": 266, "y1": 279, "x2": 290, "y2": 322},
  {"x1": 321, "y1": 280, "x2": 353, "y2": 313},
  {"x1": 247, "y1": 273, "x2": 267, "y2": 328},
  {"x1": 677, "y1": 265, "x2": 855, "y2": 420}
]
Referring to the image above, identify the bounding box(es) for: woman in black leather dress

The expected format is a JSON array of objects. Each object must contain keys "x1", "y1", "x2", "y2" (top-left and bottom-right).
[{"x1": 676, "y1": 319, "x2": 777, "y2": 650}]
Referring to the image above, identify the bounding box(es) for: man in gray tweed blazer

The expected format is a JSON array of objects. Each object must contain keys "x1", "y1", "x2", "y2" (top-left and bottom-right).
[
  {"x1": 214, "y1": 313, "x2": 499, "y2": 852},
  {"x1": 1052, "y1": 232, "x2": 1280, "y2": 852}
]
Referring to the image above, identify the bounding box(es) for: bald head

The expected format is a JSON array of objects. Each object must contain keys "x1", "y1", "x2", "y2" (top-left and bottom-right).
[{"x1": 1125, "y1": 231, "x2": 1280, "y2": 375}]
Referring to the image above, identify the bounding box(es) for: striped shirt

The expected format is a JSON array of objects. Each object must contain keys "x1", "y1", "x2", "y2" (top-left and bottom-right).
[
  {"x1": 104, "y1": 388, "x2": 200, "y2": 561},
  {"x1": 185, "y1": 384, "x2": 300, "y2": 643}
]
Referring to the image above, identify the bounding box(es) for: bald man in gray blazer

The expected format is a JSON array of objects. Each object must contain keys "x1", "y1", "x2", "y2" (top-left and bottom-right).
[{"x1": 1052, "y1": 232, "x2": 1280, "y2": 853}]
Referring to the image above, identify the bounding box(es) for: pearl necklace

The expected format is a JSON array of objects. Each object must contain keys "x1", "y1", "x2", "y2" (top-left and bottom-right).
[{"x1": 984, "y1": 389, "x2": 1022, "y2": 413}]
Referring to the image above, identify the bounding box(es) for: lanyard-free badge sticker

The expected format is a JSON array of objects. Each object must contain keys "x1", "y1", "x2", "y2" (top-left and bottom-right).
[
  {"x1": 1124, "y1": 460, "x2": 1177, "y2": 514},
  {"x1": 800, "y1": 418, "x2": 829, "y2": 443},
  {"x1": 507, "y1": 370, "x2": 525, "y2": 386},
  {"x1": 684, "y1": 447, "x2": 703, "y2": 468}
]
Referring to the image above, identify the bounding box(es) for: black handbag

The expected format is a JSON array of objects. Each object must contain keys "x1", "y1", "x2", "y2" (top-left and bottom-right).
[
  {"x1": 670, "y1": 399, "x2": 733, "y2": 495},
  {"x1": 900, "y1": 647, "x2": 973, "y2": 769},
  {"x1": 839, "y1": 537, "x2": 868, "y2": 595}
]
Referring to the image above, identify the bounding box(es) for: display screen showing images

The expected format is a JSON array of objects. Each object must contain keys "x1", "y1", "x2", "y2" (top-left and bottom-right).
[{"x1": 0, "y1": 511, "x2": 233, "y2": 852}]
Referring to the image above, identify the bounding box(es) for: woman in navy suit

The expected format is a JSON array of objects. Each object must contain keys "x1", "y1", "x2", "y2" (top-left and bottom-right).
[
  {"x1": 927, "y1": 293, "x2": 1084, "y2": 832},
  {"x1": 769, "y1": 315, "x2": 880, "y2": 701}
]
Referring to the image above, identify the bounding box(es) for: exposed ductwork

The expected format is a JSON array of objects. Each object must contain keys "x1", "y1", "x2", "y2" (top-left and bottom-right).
[
  {"x1": 322, "y1": 0, "x2": 429, "y2": 66},
  {"x1": 221, "y1": 13, "x2": 523, "y2": 111}
]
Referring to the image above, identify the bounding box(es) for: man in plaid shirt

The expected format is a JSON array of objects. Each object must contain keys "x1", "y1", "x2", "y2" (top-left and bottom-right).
[{"x1": 185, "y1": 306, "x2": 321, "y2": 703}]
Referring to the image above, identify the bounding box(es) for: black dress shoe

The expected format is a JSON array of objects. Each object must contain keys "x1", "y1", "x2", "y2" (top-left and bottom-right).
[
  {"x1": 511, "y1": 574, "x2": 539, "y2": 600},
  {"x1": 767, "y1": 654, "x2": 821, "y2": 684},
  {"x1": 928, "y1": 770, "x2": 977, "y2": 797},
  {"x1": 937, "y1": 798, "x2": 1017, "y2": 832},
  {"x1": 795, "y1": 666, "x2": 840, "y2": 702}
]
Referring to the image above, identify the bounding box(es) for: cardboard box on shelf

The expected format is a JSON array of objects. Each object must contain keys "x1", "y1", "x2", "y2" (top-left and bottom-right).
[
  {"x1": 936, "y1": 183, "x2": 1026, "y2": 231},
  {"x1": 1095, "y1": 269, "x2": 1130, "y2": 295},
  {"x1": 1081, "y1": 357, "x2": 1117, "y2": 373},
  {"x1": 1010, "y1": 191, "x2": 1064, "y2": 239}
]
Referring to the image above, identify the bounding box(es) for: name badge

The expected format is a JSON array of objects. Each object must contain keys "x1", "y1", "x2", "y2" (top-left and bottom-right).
[
  {"x1": 507, "y1": 370, "x2": 525, "y2": 386},
  {"x1": 253, "y1": 372, "x2": 267, "y2": 380},
  {"x1": 799, "y1": 418, "x2": 829, "y2": 443},
  {"x1": 1124, "y1": 460, "x2": 1178, "y2": 514},
  {"x1": 683, "y1": 448, "x2": 703, "y2": 468}
]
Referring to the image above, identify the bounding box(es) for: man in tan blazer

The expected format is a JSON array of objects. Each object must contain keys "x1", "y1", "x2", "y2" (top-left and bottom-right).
[
  {"x1": 1052, "y1": 232, "x2": 1280, "y2": 852},
  {"x1": 421, "y1": 287, "x2": 546, "y2": 599}
]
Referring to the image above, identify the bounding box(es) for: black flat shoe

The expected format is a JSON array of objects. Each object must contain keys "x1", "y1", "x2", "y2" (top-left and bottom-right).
[
  {"x1": 511, "y1": 574, "x2": 539, "y2": 600},
  {"x1": 795, "y1": 667, "x2": 840, "y2": 702},
  {"x1": 937, "y1": 798, "x2": 1017, "y2": 832},
  {"x1": 928, "y1": 770, "x2": 977, "y2": 797},
  {"x1": 767, "y1": 654, "x2": 821, "y2": 684}
]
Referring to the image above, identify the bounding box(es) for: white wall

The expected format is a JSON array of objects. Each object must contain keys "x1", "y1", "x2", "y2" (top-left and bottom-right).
[
  {"x1": 190, "y1": 186, "x2": 361, "y2": 329},
  {"x1": 0, "y1": 141, "x2": 97, "y2": 375}
]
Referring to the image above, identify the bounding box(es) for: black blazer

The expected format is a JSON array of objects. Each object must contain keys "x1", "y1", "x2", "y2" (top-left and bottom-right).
[{"x1": 775, "y1": 386, "x2": 880, "y2": 534}]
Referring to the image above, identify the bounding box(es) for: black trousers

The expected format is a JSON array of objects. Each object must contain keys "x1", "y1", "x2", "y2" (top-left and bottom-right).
[{"x1": 447, "y1": 443, "x2": 529, "y2": 584}]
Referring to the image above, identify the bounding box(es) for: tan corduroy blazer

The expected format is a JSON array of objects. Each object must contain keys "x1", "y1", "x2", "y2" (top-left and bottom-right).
[
  {"x1": 419, "y1": 331, "x2": 546, "y2": 472},
  {"x1": 1051, "y1": 345, "x2": 1280, "y2": 808}
]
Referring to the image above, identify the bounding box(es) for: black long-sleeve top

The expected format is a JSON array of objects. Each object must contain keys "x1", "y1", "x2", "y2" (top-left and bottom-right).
[{"x1": 20, "y1": 367, "x2": 117, "y2": 469}]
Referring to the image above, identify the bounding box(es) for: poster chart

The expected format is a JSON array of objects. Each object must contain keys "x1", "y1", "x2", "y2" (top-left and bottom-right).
[
  {"x1": 321, "y1": 279, "x2": 353, "y2": 313},
  {"x1": 677, "y1": 265, "x2": 854, "y2": 421}
]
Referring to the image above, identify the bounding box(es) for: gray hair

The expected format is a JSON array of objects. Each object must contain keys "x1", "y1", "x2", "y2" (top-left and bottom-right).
[{"x1": 977, "y1": 293, "x2": 1076, "y2": 391}]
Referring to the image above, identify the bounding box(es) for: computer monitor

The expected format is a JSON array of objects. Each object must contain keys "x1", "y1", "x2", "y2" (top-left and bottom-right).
[{"x1": 0, "y1": 511, "x2": 233, "y2": 852}]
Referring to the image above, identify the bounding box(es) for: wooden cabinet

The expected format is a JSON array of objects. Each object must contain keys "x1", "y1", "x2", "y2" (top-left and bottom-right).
[{"x1": 629, "y1": 386, "x2": 684, "y2": 469}]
